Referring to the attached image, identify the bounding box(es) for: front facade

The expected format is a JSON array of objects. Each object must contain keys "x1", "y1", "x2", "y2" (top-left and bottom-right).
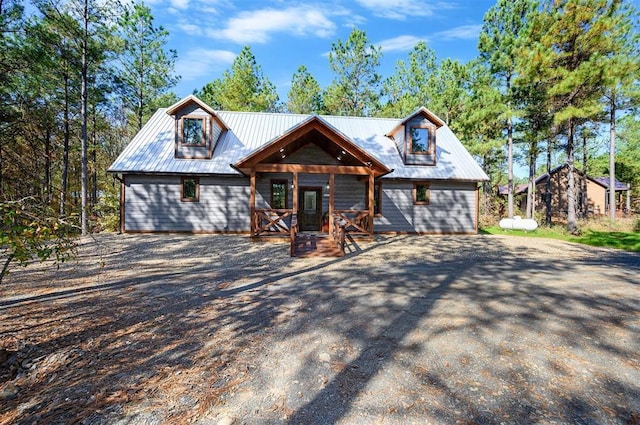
[{"x1": 109, "y1": 96, "x2": 489, "y2": 237}]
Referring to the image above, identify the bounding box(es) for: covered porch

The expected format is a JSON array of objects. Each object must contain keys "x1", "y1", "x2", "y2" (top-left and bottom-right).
[{"x1": 234, "y1": 116, "x2": 391, "y2": 257}]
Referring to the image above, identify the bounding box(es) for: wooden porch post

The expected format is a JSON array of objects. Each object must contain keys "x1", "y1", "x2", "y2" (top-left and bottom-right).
[
  {"x1": 329, "y1": 173, "x2": 335, "y2": 236},
  {"x1": 292, "y1": 172, "x2": 298, "y2": 215},
  {"x1": 368, "y1": 171, "x2": 374, "y2": 240},
  {"x1": 250, "y1": 169, "x2": 256, "y2": 235}
]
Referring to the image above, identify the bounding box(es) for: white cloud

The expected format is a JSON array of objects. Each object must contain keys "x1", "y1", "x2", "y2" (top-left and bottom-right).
[
  {"x1": 177, "y1": 22, "x2": 202, "y2": 36},
  {"x1": 175, "y1": 48, "x2": 236, "y2": 81},
  {"x1": 434, "y1": 24, "x2": 482, "y2": 40},
  {"x1": 354, "y1": 0, "x2": 454, "y2": 20},
  {"x1": 377, "y1": 35, "x2": 427, "y2": 52},
  {"x1": 170, "y1": 0, "x2": 190, "y2": 10},
  {"x1": 208, "y1": 6, "x2": 336, "y2": 44}
]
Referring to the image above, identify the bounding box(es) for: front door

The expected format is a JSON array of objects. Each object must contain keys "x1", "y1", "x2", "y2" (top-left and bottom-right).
[{"x1": 298, "y1": 187, "x2": 322, "y2": 231}]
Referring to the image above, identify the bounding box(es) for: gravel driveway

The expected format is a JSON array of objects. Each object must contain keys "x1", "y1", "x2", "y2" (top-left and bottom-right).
[{"x1": 1, "y1": 233, "x2": 639, "y2": 425}]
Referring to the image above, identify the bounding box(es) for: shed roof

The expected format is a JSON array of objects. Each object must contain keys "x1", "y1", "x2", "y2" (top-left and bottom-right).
[{"x1": 108, "y1": 106, "x2": 489, "y2": 181}]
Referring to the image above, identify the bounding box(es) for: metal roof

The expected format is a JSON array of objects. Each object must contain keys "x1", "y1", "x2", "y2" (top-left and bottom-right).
[{"x1": 108, "y1": 108, "x2": 489, "y2": 181}]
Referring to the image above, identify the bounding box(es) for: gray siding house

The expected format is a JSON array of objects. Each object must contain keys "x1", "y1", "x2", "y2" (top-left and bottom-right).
[{"x1": 108, "y1": 95, "x2": 489, "y2": 238}]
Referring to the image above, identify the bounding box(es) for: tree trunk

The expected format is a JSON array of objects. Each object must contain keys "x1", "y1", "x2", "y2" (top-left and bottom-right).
[
  {"x1": 45, "y1": 127, "x2": 51, "y2": 205},
  {"x1": 91, "y1": 108, "x2": 97, "y2": 206},
  {"x1": 506, "y1": 74, "x2": 514, "y2": 219},
  {"x1": 527, "y1": 145, "x2": 536, "y2": 219},
  {"x1": 60, "y1": 76, "x2": 70, "y2": 216},
  {"x1": 80, "y1": 0, "x2": 88, "y2": 235},
  {"x1": 609, "y1": 94, "x2": 616, "y2": 221},
  {"x1": 545, "y1": 138, "x2": 552, "y2": 225},
  {"x1": 567, "y1": 119, "x2": 577, "y2": 233},
  {"x1": 582, "y1": 130, "x2": 588, "y2": 218}
]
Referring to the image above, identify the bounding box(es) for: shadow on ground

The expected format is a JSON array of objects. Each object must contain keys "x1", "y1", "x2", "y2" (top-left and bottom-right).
[{"x1": 0, "y1": 233, "x2": 638, "y2": 424}]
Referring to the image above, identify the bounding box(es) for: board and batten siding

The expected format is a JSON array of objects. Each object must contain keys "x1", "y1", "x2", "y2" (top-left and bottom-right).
[
  {"x1": 123, "y1": 175, "x2": 250, "y2": 232},
  {"x1": 375, "y1": 180, "x2": 478, "y2": 234}
]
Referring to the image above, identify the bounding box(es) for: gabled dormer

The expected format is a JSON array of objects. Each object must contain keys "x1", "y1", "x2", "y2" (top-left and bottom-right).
[
  {"x1": 166, "y1": 95, "x2": 228, "y2": 160},
  {"x1": 386, "y1": 107, "x2": 445, "y2": 166}
]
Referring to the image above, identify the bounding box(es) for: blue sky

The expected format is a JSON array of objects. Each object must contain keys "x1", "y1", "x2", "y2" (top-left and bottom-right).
[{"x1": 143, "y1": 0, "x2": 498, "y2": 100}]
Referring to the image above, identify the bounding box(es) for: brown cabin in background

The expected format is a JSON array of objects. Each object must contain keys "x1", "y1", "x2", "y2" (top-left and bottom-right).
[{"x1": 499, "y1": 164, "x2": 632, "y2": 218}]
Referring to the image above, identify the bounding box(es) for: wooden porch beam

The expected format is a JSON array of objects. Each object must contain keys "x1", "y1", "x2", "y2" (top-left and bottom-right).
[
  {"x1": 254, "y1": 163, "x2": 373, "y2": 175},
  {"x1": 329, "y1": 173, "x2": 335, "y2": 237},
  {"x1": 292, "y1": 172, "x2": 298, "y2": 216},
  {"x1": 250, "y1": 170, "x2": 256, "y2": 234},
  {"x1": 368, "y1": 171, "x2": 374, "y2": 240}
]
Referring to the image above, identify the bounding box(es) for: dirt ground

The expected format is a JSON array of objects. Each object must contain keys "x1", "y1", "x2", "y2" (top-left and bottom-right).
[{"x1": 0, "y1": 233, "x2": 639, "y2": 425}]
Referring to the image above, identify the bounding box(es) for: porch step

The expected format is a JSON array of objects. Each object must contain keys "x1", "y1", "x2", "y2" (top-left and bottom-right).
[{"x1": 293, "y1": 233, "x2": 344, "y2": 258}]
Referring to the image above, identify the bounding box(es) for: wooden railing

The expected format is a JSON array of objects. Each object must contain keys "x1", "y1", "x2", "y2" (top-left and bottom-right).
[
  {"x1": 252, "y1": 209, "x2": 293, "y2": 237},
  {"x1": 332, "y1": 209, "x2": 372, "y2": 236},
  {"x1": 331, "y1": 216, "x2": 346, "y2": 255},
  {"x1": 289, "y1": 214, "x2": 298, "y2": 256}
]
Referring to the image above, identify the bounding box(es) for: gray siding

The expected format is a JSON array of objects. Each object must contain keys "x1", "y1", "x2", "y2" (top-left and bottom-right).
[
  {"x1": 123, "y1": 175, "x2": 477, "y2": 234},
  {"x1": 375, "y1": 180, "x2": 477, "y2": 233},
  {"x1": 124, "y1": 175, "x2": 250, "y2": 232}
]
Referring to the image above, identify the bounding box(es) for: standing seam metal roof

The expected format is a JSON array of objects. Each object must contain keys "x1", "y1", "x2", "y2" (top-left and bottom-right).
[{"x1": 108, "y1": 108, "x2": 489, "y2": 181}]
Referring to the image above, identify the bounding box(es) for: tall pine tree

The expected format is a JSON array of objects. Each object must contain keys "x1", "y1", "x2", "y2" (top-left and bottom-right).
[
  {"x1": 115, "y1": 2, "x2": 179, "y2": 131},
  {"x1": 524, "y1": 0, "x2": 629, "y2": 232},
  {"x1": 198, "y1": 46, "x2": 279, "y2": 112},
  {"x1": 324, "y1": 28, "x2": 381, "y2": 116},
  {"x1": 478, "y1": 0, "x2": 538, "y2": 219},
  {"x1": 286, "y1": 65, "x2": 323, "y2": 114}
]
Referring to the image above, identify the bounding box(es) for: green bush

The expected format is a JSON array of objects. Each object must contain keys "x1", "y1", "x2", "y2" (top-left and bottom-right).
[{"x1": 94, "y1": 185, "x2": 120, "y2": 232}]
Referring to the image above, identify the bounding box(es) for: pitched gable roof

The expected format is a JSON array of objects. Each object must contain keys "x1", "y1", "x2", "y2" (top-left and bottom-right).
[
  {"x1": 385, "y1": 107, "x2": 445, "y2": 138},
  {"x1": 166, "y1": 94, "x2": 229, "y2": 131},
  {"x1": 108, "y1": 97, "x2": 489, "y2": 182},
  {"x1": 234, "y1": 115, "x2": 391, "y2": 177}
]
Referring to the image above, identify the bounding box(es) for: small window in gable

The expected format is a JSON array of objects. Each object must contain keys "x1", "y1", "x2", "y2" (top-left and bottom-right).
[
  {"x1": 270, "y1": 179, "x2": 288, "y2": 209},
  {"x1": 410, "y1": 126, "x2": 435, "y2": 155},
  {"x1": 181, "y1": 116, "x2": 206, "y2": 146},
  {"x1": 181, "y1": 177, "x2": 200, "y2": 202},
  {"x1": 414, "y1": 182, "x2": 430, "y2": 205}
]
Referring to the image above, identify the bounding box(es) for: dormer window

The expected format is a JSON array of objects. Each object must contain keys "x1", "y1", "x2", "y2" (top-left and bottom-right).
[
  {"x1": 409, "y1": 126, "x2": 435, "y2": 155},
  {"x1": 181, "y1": 116, "x2": 206, "y2": 146},
  {"x1": 167, "y1": 95, "x2": 229, "y2": 160}
]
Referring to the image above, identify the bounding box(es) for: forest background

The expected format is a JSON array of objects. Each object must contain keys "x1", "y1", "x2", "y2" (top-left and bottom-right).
[{"x1": 0, "y1": 0, "x2": 639, "y2": 279}]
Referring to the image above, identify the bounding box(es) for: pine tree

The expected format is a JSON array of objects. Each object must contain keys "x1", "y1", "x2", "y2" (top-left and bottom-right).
[
  {"x1": 600, "y1": 1, "x2": 639, "y2": 220},
  {"x1": 198, "y1": 46, "x2": 279, "y2": 112},
  {"x1": 524, "y1": 0, "x2": 630, "y2": 232},
  {"x1": 380, "y1": 41, "x2": 436, "y2": 117},
  {"x1": 324, "y1": 28, "x2": 381, "y2": 116},
  {"x1": 478, "y1": 0, "x2": 538, "y2": 219},
  {"x1": 115, "y1": 2, "x2": 179, "y2": 131},
  {"x1": 429, "y1": 59, "x2": 469, "y2": 128},
  {"x1": 286, "y1": 65, "x2": 323, "y2": 114}
]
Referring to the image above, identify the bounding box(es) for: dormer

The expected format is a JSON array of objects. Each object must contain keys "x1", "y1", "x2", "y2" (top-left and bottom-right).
[
  {"x1": 386, "y1": 107, "x2": 445, "y2": 166},
  {"x1": 166, "y1": 95, "x2": 228, "y2": 159}
]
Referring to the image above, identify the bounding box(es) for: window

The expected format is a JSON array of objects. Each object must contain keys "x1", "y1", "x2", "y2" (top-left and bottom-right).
[
  {"x1": 414, "y1": 182, "x2": 430, "y2": 205},
  {"x1": 303, "y1": 190, "x2": 317, "y2": 211},
  {"x1": 409, "y1": 126, "x2": 435, "y2": 154},
  {"x1": 181, "y1": 116, "x2": 206, "y2": 146},
  {"x1": 181, "y1": 177, "x2": 199, "y2": 202},
  {"x1": 270, "y1": 180, "x2": 288, "y2": 209}
]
